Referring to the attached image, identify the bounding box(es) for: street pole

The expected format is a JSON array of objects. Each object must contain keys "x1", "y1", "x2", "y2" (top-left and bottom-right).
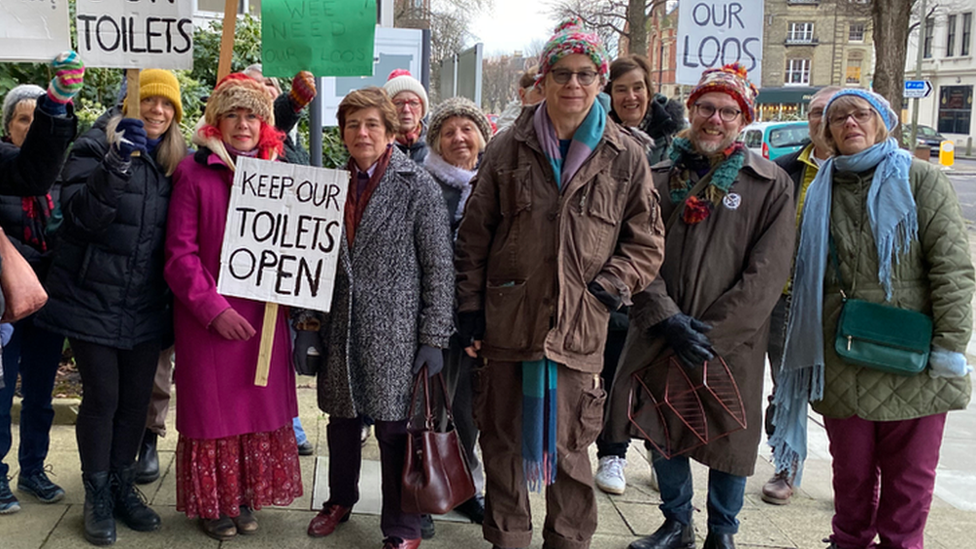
[
  {"x1": 911, "y1": 0, "x2": 928, "y2": 149},
  {"x1": 310, "y1": 78, "x2": 323, "y2": 168}
]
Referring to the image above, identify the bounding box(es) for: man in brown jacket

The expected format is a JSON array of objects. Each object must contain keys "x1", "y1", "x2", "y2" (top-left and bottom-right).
[
  {"x1": 604, "y1": 65, "x2": 795, "y2": 549},
  {"x1": 454, "y1": 18, "x2": 665, "y2": 549}
]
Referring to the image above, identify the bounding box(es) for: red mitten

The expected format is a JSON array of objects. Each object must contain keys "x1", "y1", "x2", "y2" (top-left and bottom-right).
[{"x1": 289, "y1": 71, "x2": 317, "y2": 112}]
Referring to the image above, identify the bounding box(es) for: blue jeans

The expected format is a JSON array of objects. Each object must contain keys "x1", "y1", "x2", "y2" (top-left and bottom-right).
[
  {"x1": 292, "y1": 416, "x2": 307, "y2": 445},
  {"x1": 652, "y1": 452, "x2": 747, "y2": 535},
  {"x1": 0, "y1": 319, "x2": 65, "y2": 477}
]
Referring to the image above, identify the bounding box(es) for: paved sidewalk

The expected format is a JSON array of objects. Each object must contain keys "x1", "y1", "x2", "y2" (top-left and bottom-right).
[{"x1": 3, "y1": 375, "x2": 975, "y2": 549}]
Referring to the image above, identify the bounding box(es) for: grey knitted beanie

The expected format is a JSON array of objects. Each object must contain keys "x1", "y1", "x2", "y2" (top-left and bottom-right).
[
  {"x1": 428, "y1": 97, "x2": 492, "y2": 152},
  {"x1": 3, "y1": 84, "x2": 46, "y2": 136}
]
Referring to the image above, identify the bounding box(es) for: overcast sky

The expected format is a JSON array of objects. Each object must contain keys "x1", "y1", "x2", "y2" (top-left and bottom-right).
[{"x1": 469, "y1": 0, "x2": 556, "y2": 57}]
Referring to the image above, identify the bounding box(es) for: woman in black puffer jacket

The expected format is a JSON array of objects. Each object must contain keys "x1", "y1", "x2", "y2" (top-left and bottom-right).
[{"x1": 36, "y1": 69, "x2": 187, "y2": 546}]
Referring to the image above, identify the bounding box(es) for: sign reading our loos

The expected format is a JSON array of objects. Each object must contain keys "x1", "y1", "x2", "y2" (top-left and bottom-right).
[
  {"x1": 676, "y1": 1, "x2": 763, "y2": 86},
  {"x1": 218, "y1": 158, "x2": 349, "y2": 313},
  {"x1": 75, "y1": 0, "x2": 194, "y2": 69}
]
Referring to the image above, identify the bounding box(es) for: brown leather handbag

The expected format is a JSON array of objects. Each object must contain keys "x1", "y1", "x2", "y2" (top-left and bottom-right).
[
  {"x1": 0, "y1": 232, "x2": 47, "y2": 323},
  {"x1": 401, "y1": 368, "x2": 476, "y2": 515}
]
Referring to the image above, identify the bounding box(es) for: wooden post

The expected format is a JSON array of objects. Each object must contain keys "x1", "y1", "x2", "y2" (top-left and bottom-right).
[
  {"x1": 253, "y1": 302, "x2": 278, "y2": 387},
  {"x1": 125, "y1": 69, "x2": 141, "y2": 157},
  {"x1": 216, "y1": 0, "x2": 238, "y2": 82}
]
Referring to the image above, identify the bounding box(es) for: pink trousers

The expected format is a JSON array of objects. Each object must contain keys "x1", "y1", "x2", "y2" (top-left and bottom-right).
[{"x1": 823, "y1": 413, "x2": 946, "y2": 549}]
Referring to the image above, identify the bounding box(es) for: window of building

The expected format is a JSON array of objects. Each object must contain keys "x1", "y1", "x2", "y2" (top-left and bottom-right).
[
  {"x1": 938, "y1": 85, "x2": 973, "y2": 134},
  {"x1": 785, "y1": 59, "x2": 811, "y2": 85},
  {"x1": 924, "y1": 17, "x2": 935, "y2": 58},
  {"x1": 846, "y1": 59, "x2": 862, "y2": 84},
  {"x1": 948, "y1": 14, "x2": 957, "y2": 56},
  {"x1": 849, "y1": 23, "x2": 865, "y2": 42},
  {"x1": 787, "y1": 22, "x2": 815, "y2": 43},
  {"x1": 964, "y1": 13, "x2": 973, "y2": 56}
]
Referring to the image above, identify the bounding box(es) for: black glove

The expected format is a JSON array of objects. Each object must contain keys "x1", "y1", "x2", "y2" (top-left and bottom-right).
[
  {"x1": 412, "y1": 344, "x2": 444, "y2": 377},
  {"x1": 659, "y1": 313, "x2": 714, "y2": 368},
  {"x1": 293, "y1": 330, "x2": 323, "y2": 376},
  {"x1": 114, "y1": 118, "x2": 148, "y2": 160},
  {"x1": 588, "y1": 281, "x2": 621, "y2": 311},
  {"x1": 457, "y1": 311, "x2": 485, "y2": 348}
]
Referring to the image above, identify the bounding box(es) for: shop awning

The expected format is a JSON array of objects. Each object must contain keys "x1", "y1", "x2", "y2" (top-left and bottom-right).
[{"x1": 756, "y1": 86, "x2": 820, "y2": 104}]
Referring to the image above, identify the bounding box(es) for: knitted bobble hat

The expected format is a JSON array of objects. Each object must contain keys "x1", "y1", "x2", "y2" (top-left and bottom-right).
[
  {"x1": 122, "y1": 69, "x2": 184, "y2": 124},
  {"x1": 204, "y1": 73, "x2": 275, "y2": 128},
  {"x1": 2, "y1": 84, "x2": 45, "y2": 136},
  {"x1": 538, "y1": 18, "x2": 610, "y2": 86},
  {"x1": 686, "y1": 63, "x2": 758, "y2": 124},
  {"x1": 383, "y1": 69, "x2": 429, "y2": 118},
  {"x1": 428, "y1": 96, "x2": 493, "y2": 152},
  {"x1": 824, "y1": 88, "x2": 899, "y2": 131}
]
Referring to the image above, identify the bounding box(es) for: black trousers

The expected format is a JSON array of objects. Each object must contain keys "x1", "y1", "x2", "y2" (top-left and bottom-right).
[{"x1": 72, "y1": 338, "x2": 160, "y2": 473}]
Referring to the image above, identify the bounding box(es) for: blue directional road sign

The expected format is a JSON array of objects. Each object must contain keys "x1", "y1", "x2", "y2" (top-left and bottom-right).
[{"x1": 904, "y1": 80, "x2": 933, "y2": 99}]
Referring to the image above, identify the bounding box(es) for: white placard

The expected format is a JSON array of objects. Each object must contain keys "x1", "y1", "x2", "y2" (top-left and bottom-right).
[
  {"x1": 217, "y1": 157, "x2": 349, "y2": 313},
  {"x1": 676, "y1": 1, "x2": 763, "y2": 86},
  {"x1": 0, "y1": 0, "x2": 71, "y2": 62},
  {"x1": 75, "y1": 0, "x2": 194, "y2": 69}
]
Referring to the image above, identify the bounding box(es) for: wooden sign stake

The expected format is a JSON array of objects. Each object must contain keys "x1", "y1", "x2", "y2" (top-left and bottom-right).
[
  {"x1": 124, "y1": 69, "x2": 141, "y2": 157},
  {"x1": 254, "y1": 302, "x2": 278, "y2": 386},
  {"x1": 216, "y1": 0, "x2": 238, "y2": 82}
]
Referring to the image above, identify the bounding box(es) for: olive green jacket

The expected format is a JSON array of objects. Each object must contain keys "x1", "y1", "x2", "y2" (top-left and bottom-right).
[{"x1": 813, "y1": 159, "x2": 974, "y2": 420}]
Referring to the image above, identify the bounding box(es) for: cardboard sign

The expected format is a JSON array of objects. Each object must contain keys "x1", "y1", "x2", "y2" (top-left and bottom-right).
[
  {"x1": 676, "y1": 1, "x2": 763, "y2": 86},
  {"x1": 75, "y1": 0, "x2": 194, "y2": 69},
  {"x1": 261, "y1": 0, "x2": 376, "y2": 78},
  {"x1": 218, "y1": 157, "x2": 349, "y2": 313},
  {"x1": 0, "y1": 0, "x2": 71, "y2": 62}
]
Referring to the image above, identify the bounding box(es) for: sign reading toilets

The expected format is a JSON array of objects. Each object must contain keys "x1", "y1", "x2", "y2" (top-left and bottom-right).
[
  {"x1": 218, "y1": 157, "x2": 349, "y2": 313},
  {"x1": 0, "y1": 0, "x2": 72, "y2": 62},
  {"x1": 676, "y1": 1, "x2": 763, "y2": 85},
  {"x1": 75, "y1": 0, "x2": 194, "y2": 69}
]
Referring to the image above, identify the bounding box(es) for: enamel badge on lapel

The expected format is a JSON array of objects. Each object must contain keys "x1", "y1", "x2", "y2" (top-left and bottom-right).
[{"x1": 723, "y1": 192, "x2": 741, "y2": 210}]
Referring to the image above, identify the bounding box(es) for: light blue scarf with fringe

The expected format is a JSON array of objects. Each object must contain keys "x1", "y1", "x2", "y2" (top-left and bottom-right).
[{"x1": 770, "y1": 137, "x2": 915, "y2": 484}]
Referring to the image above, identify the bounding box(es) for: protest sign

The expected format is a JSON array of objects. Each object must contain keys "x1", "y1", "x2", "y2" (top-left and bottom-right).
[
  {"x1": 218, "y1": 157, "x2": 349, "y2": 314},
  {"x1": 75, "y1": 0, "x2": 194, "y2": 69},
  {"x1": 0, "y1": 0, "x2": 71, "y2": 62},
  {"x1": 261, "y1": 0, "x2": 376, "y2": 78},
  {"x1": 676, "y1": 1, "x2": 763, "y2": 86}
]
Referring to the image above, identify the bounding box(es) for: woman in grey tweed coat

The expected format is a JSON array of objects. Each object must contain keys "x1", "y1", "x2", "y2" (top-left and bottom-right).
[{"x1": 298, "y1": 87, "x2": 454, "y2": 549}]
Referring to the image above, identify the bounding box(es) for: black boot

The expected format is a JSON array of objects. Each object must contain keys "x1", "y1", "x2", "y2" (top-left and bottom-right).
[
  {"x1": 135, "y1": 430, "x2": 159, "y2": 485},
  {"x1": 111, "y1": 467, "x2": 161, "y2": 532},
  {"x1": 83, "y1": 472, "x2": 116, "y2": 546},
  {"x1": 703, "y1": 531, "x2": 734, "y2": 549},
  {"x1": 628, "y1": 518, "x2": 695, "y2": 549}
]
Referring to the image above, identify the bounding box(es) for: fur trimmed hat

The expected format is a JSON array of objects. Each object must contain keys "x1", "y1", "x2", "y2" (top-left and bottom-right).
[
  {"x1": 2, "y1": 84, "x2": 45, "y2": 136},
  {"x1": 686, "y1": 63, "x2": 758, "y2": 124},
  {"x1": 538, "y1": 18, "x2": 610, "y2": 86},
  {"x1": 428, "y1": 97, "x2": 492, "y2": 153},
  {"x1": 205, "y1": 73, "x2": 275, "y2": 128},
  {"x1": 383, "y1": 69, "x2": 429, "y2": 118}
]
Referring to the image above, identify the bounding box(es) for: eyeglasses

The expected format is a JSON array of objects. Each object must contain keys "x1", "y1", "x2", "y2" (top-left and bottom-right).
[
  {"x1": 550, "y1": 69, "x2": 599, "y2": 86},
  {"x1": 695, "y1": 103, "x2": 741, "y2": 122},
  {"x1": 393, "y1": 99, "x2": 422, "y2": 110},
  {"x1": 808, "y1": 109, "x2": 824, "y2": 120},
  {"x1": 828, "y1": 109, "x2": 873, "y2": 127}
]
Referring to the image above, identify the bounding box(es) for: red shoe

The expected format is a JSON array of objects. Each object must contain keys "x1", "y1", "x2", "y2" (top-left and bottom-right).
[
  {"x1": 307, "y1": 503, "x2": 352, "y2": 537},
  {"x1": 382, "y1": 537, "x2": 421, "y2": 549}
]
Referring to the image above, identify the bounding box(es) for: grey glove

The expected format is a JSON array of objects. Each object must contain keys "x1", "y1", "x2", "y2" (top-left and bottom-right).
[
  {"x1": 412, "y1": 344, "x2": 444, "y2": 377},
  {"x1": 659, "y1": 313, "x2": 714, "y2": 369},
  {"x1": 293, "y1": 330, "x2": 323, "y2": 376}
]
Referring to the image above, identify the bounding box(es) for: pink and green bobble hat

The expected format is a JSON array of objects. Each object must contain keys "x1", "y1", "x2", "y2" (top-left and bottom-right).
[{"x1": 536, "y1": 18, "x2": 610, "y2": 87}]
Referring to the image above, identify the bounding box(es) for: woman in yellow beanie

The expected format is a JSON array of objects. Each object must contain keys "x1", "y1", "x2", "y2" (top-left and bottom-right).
[{"x1": 35, "y1": 68, "x2": 188, "y2": 546}]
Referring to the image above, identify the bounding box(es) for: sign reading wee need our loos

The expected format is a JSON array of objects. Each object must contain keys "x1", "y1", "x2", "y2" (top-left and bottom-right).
[
  {"x1": 217, "y1": 158, "x2": 349, "y2": 313},
  {"x1": 75, "y1": 0, "x2": 194, "y2": 69}
]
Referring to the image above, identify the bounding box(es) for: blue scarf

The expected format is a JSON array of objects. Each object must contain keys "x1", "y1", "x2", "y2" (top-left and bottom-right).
[
  {"x1": 522, "y1": 100, "x2": 606, "y2": 491},
  {"x1": 770, "y1": 137, "x2": 915, "y2": 483}
]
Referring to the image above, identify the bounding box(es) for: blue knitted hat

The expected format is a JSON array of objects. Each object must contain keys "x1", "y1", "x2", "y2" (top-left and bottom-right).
[{"x1": 825, "y1": 88, "x2": 898, "y2": 131}]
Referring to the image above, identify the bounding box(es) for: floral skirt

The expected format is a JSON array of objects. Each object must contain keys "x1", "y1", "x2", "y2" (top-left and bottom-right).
[{"x1": 175, "y1": 423, "x2": 303, "y2": 519}]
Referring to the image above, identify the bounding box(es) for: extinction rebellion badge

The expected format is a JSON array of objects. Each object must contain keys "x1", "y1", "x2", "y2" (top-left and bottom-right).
[{"x1": 723, "y1": 192, "x2": 741, "y2": 210}]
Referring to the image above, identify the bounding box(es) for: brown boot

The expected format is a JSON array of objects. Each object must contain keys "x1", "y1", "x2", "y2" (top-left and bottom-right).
[{"x1": 761, "y1": 472, "x2": 793, "y2": 505}]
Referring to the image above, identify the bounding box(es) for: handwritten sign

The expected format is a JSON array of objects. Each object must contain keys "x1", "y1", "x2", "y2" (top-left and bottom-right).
[
  {"x1": 676, "y1": 1, "x2": 763, "y2": 86},
  {"x1": 218, "y1": 157, "x2": 349, "y2": 313},
  {"x1": 75, "y1": 0, "x2": 194, "y2": 69},
  {"x1": 261, "y1": 0, "x2": 376, "y2": 78},
  {"x1": 0, "y1": 0, "x2": 71, "y2": 62}
]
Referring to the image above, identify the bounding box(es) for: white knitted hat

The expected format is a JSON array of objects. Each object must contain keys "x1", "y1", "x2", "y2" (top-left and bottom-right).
[{"x1": 383, "y1": 69, "x2": 429, "y2": 118}]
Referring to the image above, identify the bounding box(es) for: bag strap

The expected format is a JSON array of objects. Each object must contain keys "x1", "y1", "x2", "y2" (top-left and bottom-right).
[
  {"x1": 407, "y1": 367, "x2": 455, "y2": 432},
  {"x1": 665, "y1": 163, "x2": 722, "y2": 231}
]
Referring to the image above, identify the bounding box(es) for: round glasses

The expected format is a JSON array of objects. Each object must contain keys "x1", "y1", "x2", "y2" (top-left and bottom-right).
[
  {"x1": 695, "y1": 103, "x2": 741, "y2": 122},
  {"x1": 550, "y1": 69, "x2": 599, "y2": 86}
]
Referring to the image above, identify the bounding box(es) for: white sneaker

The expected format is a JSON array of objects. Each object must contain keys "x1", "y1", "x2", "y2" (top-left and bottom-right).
[{"x1": 594, "y1": 456, "x2": 627, "y2": 495}]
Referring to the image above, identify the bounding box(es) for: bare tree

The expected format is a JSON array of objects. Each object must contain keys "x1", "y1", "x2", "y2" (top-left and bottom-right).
[{"x1": 546, "y1": 0, "x2": 667, "y2": 57}]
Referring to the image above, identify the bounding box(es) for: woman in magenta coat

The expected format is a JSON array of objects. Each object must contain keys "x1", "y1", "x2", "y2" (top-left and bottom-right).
[{"x1": 164, "y1": 74, "x2": 301, "y2": 541}]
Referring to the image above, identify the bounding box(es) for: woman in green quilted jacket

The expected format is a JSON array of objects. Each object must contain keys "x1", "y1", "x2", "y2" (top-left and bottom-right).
[{"x1": 774, "y1": 88, "x2": 974, "y2": 549}]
